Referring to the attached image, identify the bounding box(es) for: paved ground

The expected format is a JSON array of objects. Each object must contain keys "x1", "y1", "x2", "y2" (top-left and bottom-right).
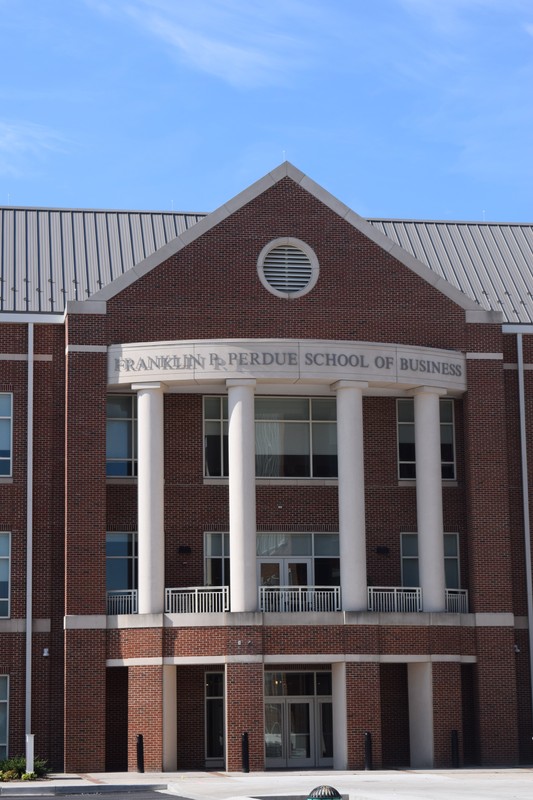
[{"x1": 1, "y1": 769, "x2": 533, "y2": 800}]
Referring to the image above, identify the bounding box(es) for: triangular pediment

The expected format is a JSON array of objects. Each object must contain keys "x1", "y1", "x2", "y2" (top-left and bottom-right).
[{"x1": 69, "y1": 162, "x2": 494, "y2": 321}]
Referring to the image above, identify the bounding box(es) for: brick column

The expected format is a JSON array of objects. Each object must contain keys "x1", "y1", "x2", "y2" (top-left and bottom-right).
[
  {"x1": 225, "y1": 662, "x2": 264, "y2": 771},
  {"x1": 128, "y1": 664, "x2": 164, "y2": 772},
  {"x1": 475, "y1": 628, "x2": 519, "y2": 765},
  {"x1": 345, "y1": 662, "x2": 382, "y2": 770},
  {"x1": 432, "y1": 661, "x2": 463, "y2": 767},
  {"x1": 64, "y1": 629, "x2": 107, "y2": 772}
]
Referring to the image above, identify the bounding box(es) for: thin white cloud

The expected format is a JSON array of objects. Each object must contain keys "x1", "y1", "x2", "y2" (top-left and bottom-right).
[
  {"x1": 87, "y1": 0, "x2": 320, "y2": 87},
  {"x1": 0, "y1": 121, "x2": 68, "y2": 177}
]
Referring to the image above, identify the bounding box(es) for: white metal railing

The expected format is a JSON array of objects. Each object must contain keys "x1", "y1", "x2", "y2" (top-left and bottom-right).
[
  {"x1": 107, "y1": 589, "x2": 138, "y2": 615},
  {"x1": 445, "y1": 588, "x2": 469, "y2": 613},
  {"x1": 368, "y1": 586, "x2": 423, "y2": 613},
  {"x1": 165, "y1": 586, "x2": 229, "y2": 613},
  {"x1": 259, "y1": 585, "x2": 341, "y2": 613}
]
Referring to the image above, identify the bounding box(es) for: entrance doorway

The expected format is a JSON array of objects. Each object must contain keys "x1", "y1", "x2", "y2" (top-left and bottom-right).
[{"x1": 264, "y1": 670, "x2": 333, "y2": 768}]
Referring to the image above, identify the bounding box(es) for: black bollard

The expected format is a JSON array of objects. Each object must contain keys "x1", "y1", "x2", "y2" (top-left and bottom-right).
[
  {"x1": 364, "y1": 730, "x2": 373, "y2": 770},
  {"x1": 241, "y1": 731, "x2": 250, "y2": 773},
  {"x1": 451, "y1": 729, "x2": 459, "y2": 768},
  {"x1": 136, "y1": 733, "x2": 145, "y2": 773}
]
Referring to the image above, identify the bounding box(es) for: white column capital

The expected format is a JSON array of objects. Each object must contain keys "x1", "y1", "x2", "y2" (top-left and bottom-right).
[
  {"x1": 331, "y1": 380, "x2": 368, "y2": 392},
  {"x1": 226, "y1": 378, "x2": 256, "y2": 389},
  {"x1": 131, "y1": 382, "x2": 165, "y2": 392},
  {"x1": 407, "y1": 386, "x2": 447, "y2": 397}
]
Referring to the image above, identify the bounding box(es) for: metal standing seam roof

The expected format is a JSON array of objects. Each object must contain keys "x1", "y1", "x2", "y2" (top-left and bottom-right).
[
  {"x1": 0, "y1": 207, "x2": 207, "y2": 314},
  {"x1": 1, "y1": 204, "x2": 533, "y2": 322}
]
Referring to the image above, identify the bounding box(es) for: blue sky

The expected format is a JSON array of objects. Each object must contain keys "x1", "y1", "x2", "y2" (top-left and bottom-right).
[{"x1": 1, "y1": 0, "x2": 532, "y2": 220}]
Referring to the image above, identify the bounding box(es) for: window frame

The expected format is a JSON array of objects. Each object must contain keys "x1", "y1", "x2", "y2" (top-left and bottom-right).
[
  {"x1": 0, "y1": 393, "x2": 13, "y2": 478},
  {"x1": 203, "y1": 396, "x2": 338, "y2": 480},
  {"x1": 106, "y1": 394, "x2": 137, "y2": 478},
  {"x1": 0, "y1": 532, "x2": 10, "y2": 618},
  {"x1": 0, "y1": 674, "x2": 8, "y2": 760},
  {"x1": 397, "y1": 397, "x2": 456, "y2": 481}
]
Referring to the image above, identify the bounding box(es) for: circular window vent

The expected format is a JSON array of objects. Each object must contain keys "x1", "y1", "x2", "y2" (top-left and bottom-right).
[{"x1": 257, "y1": 238, "x2": 319, "y2": 299}]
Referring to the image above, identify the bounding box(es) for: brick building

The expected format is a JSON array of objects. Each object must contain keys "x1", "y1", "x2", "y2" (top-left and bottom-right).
[{"x1": 1, "y1": 162, "x2": 533, "y2": 771}]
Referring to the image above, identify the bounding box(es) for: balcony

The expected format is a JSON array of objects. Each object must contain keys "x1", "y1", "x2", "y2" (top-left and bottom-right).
[
  {"x1": 368, "y1": 586, "x2": 422, "y2": 613},
  {"x1": 165, "y1": 586, "x2": 229, "y2": 613},
  {"x1": 368, "y1": 586, "x2": 469, "y2": 613},
  {"x1": 107, "y1": 589, "x2": 138, "y2": 614},
  {"x1": 259, "y1": 585, "x2": 341, "y2": 613},
  {"x1": 445, "y1": 588, "x2": 469, "y2": 613}
]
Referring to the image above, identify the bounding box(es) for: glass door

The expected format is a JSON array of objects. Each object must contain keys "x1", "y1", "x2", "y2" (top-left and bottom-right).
[
  {"x1": 259, "y1": 559, "x2": 311, "y2": 612},
  {"x1": 288, "y1": 700, "x2": 313, "y2": 766},
  {"x1": 264, "y1": 699, "x2": 314, "y2": 767}
]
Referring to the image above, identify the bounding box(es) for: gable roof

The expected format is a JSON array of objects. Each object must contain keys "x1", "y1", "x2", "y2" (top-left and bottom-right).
[{"x1": 0, "y1": 162, "x2": 531, "y2": 322}]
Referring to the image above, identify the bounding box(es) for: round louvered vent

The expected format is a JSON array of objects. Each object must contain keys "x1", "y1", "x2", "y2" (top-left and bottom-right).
[{"x1": 257, "y1": 238, "x2": 319, "y2": 299}]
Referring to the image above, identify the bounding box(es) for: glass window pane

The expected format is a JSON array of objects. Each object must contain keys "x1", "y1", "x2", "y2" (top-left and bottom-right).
[
  {"x1": 312, "y1": 423, "x2": 337, "y2": 454},
  {"x1": 444, "y1": 558, "x2": 459, "y2": 589},
  {"x1": 0, "y1": 675, "x2": 7, "y2": 700},
  {"x1": 204, "y1": 397, "x2": 221, "y2": 419},
  {"x1": 106, "y1": 396, "x2": 132, "y2": 418},
  {"x1": 265, "y1": 673, "x2": 284, "y2": 696},
  {"x1": 106, "y1": 420, "x2": 132, "y2": 459},
  {"x1": 256, "y1": 398, "x2": 309, "y2": 420},
  {"x1": 399, "y1": 462, "x2": 416, "y2": 479},
  {"x1": 0, "y1": 534, "x2": 9, "y2": 557},
  {"x1": 285, "y1": 672, "x2": 314, "y2": 695},
  {"x1": 314, "y1": 534, "x2": 339, "y2": 556},
  {"x1": 0, "y1": 419, "x2": 10, "y2": 455},
  {"x1": 0, "y1": 395, "x2": 11, "y2": 416},
  {"x1": 316, "y1": 672, "x2": 332, "y2": 695},
  {"x1": 314, "y1": 558, "x2": 340, "y2": 585},
  {"x1": 440, "y1": 400, "x2": 453, "y2": 423},
  {"x1": 206, "y1": 673, "x2": 224, "y2": 697},
  {"x1": 402, "y1": 534, "x2": 418, "y2": 557},
  {"x1": 397, "y1": 399, "x2": 414, "y2": 422},
  {"x1": 106, "y1": 532, "x2": 133, "y2": 556},
  {"x1": 311, "y1": 399, "x2": 336, "y2": 421},
  {"x1": 289, "y1": 534, "x2": 312, "y2": 555},
  {"x1": 444, "y1": 534, "x2": 458, "y2": 557},
  {"x1": 403, "y1": 558, "x2": 419, "y2": 587}
]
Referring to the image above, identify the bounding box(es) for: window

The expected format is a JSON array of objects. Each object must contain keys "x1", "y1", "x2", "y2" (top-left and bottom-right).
[
  {"x1": 205, "y1": 533, "x2": 230, "y2": 586},
  {"x1": 397, "y1": 398, "x2": 455, "y2": 480},
  {"x1": 401, "y1": 532, "x2": 460, "y2": 588},
  {"x1": 106, "y1": 532, "x2": 137, "y2": 592},
  {"x1": 0, "y1": 533, "x2": 9, "y2": 618},
  {"x1": 0, "y1": 394, "x2": 12, "y2": 477},
  {"x1": 0, "y1": 675, "x2": 7, "y2": 760},
  {"x1": 204, "y1": 397, "x2": 337, "y2": 479},
  {"x1": 106, "y1": 395, "x2": 137, "y2": 477}
]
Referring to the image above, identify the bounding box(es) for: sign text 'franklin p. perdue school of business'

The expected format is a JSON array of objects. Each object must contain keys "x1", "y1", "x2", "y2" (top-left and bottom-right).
[{"x1": 108, "y1": 340, "x2": 466, "y2": 391}]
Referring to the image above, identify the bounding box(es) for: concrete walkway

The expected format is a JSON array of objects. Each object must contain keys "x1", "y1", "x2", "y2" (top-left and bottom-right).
[{"x1": 1, "y1": 769, "x2": 533, "y2": 799}]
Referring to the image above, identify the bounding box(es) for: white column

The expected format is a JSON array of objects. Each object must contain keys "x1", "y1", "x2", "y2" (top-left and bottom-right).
[
  {"x1": 411, "y1": 387, "x2": 446, "y2": 612},
  {"x1": 332, "y1": 661, "x2": 348, "y2": 770},
  {"x1": 408, "y1": 661, "x2": 434, "y2": 767},
  {"x1": 227, "y1": 379, "x2": 257, "y2": 612},
  {"x1": 133, "y1": 382, "x2": 165, "y2": 615},
  {"x1": 334, "y1": 381, "x2": 368, "y2": 611},
  {"x1": 162, "y1": 665, "x2": 177, "y2": 770}
]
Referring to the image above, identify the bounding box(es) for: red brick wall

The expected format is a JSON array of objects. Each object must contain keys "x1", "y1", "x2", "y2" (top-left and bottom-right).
[
  {"x1": 346, "y1": 662, "x2": 381, "y2": 769},
  {"x1": 226, "y1": 663, "x2": 264, "y2": 771},
  {"x1": 127, "y1": 664, "x2": 164, "y2": 771},
  {"x1": 432, "y1": 662, "x2": 463, "y2": 767}
]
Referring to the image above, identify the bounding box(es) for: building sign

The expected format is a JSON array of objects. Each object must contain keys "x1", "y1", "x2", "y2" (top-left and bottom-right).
[{"x1": 108, "y1": 339, "x2": 466, "y2": 391}]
